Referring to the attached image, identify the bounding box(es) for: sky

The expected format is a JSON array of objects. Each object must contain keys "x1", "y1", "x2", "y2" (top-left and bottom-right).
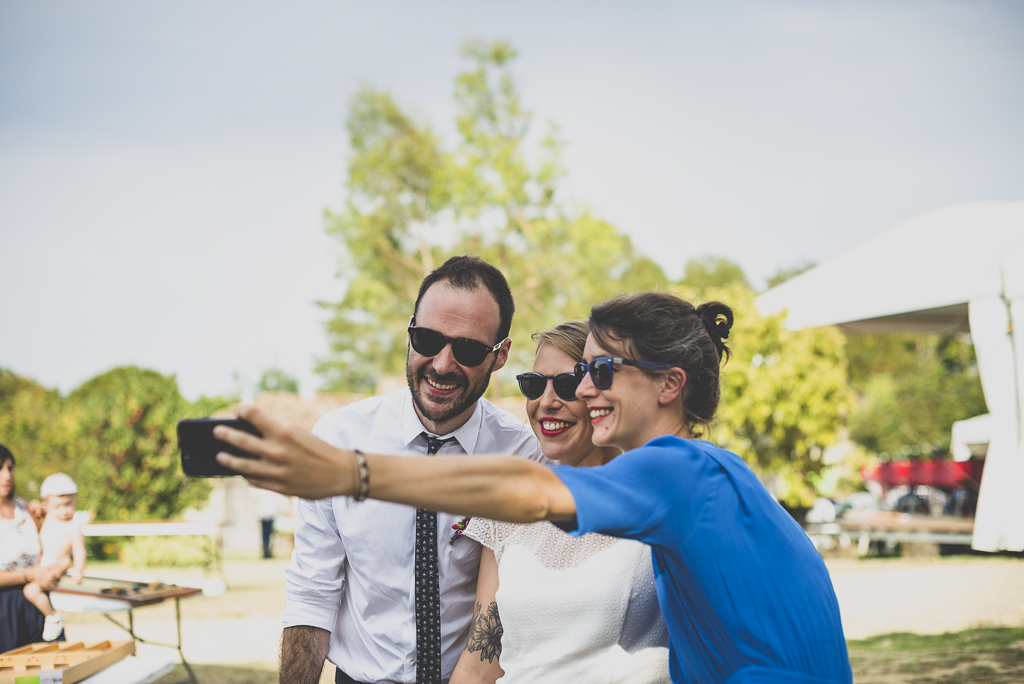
[{"x1": 2, "y1": 0, "x2": 1022, "y2": 400}]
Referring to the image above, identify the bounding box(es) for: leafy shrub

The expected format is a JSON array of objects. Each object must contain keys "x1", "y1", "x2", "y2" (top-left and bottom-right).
[{"x1": 121, "y1": 535, "x2": 214, "y2": 569}]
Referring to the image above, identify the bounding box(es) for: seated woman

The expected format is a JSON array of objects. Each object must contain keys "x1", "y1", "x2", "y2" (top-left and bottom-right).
[
  {"x1": 452, "y1": 321, "x2": 669, "y2": 684},
  {"x1": 218, "y1": 291, "x2": 853, "y2": 684},
  {"x1": 0, "y1": 444, "x2": 68, "y2": 652}
]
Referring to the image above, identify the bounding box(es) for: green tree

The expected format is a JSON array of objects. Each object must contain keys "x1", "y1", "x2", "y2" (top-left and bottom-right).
[
  {"x1": 317, "y1": 41, "x2": 668, "y2": 392},
  {"x1": 1, "y1": 367, "x2": 221, "y2": 520},
  {"x1": 845, "y1": 333, "x2": 987, "y2": 456},
  {"x1": 257, "y1": 368, "x2": 300, "y2": 394},
  {"x1": 66, "y1": 367, "x2": 211, "y2": 521},
  {"x1": 316, "y1": 85, "x2": 452, "y2": 392},
  {"x1": 0, "y1": 369, "x2": 72, "y2": 497},
  {"x1": 679, "y1": 256, "x2": 750, "y2": 291},
  {"x1": 692, "y1": 283, "x2": 854, "y2": 506},
  {"x1": 764, "y1": 260, "x2": 816, "y2": 290}
]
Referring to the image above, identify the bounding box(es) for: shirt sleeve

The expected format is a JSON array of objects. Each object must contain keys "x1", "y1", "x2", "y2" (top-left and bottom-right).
[
  {"x1": 282, "y1": 496, "x2": 347, "y2": 630},
  {"x1": 552, "y1": 437, "x2": 710, "y2": 548}
]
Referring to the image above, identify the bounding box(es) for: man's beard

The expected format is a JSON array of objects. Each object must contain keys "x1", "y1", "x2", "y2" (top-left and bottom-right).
[{"x1": 407, "y1": 356, "x2": 493, "y2": 427}]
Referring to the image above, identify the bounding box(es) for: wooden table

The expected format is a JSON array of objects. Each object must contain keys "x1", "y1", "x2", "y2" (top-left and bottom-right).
[
  {"x1": 805, "y1": 512, "x2": 975, "y2": 555},
  {"x1": 51, "y1": 573, "x2": 224, "y2": 684}
]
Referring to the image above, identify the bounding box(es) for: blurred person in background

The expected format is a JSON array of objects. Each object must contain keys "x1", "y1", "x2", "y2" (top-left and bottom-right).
[
  {"x1": 22, "y1": 472, "x2": 85, "y2": 641},
  {"x1": 451, "y1": 320, "x2": 669, "y2": 684},
  {"x1": 253, "y1": 487, "x2": 290, "y2": 559},
  {"x1": 0, "y1": 444, "x2": 68, "y2": 651}
]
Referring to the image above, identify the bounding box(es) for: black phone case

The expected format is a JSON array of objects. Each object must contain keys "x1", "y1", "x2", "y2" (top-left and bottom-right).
[{"x1": 178, "y1": 418, "x2": 263, "y2": 477}]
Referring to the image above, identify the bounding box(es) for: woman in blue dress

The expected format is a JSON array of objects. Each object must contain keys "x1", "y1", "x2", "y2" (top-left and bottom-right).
[{"x1": 218, "y1": 291, "x2": 853, "y2": 684}]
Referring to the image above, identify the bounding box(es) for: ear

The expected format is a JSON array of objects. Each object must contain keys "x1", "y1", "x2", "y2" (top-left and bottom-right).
[
  {"x1": 657, "y1": 368, "x2": 687, "y2": 407},
  {"x1": 491, "y1": 338, "x2": 511, "y2": 373}
]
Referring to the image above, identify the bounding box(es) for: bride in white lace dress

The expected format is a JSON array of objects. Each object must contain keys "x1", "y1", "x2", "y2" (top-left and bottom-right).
[{"x1": 450, "y1": 322, "x2": 670, "y2": 684}]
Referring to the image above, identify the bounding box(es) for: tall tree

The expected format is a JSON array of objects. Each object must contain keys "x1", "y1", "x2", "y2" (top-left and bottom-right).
[
  {"x1": 316, "y1": 86, "x2": 453, "y2": 392},
  {"x1": 679, "y1": 256, "x2": 750, "y2": 291},
  {"x1": 317, "y1": 41, "x2": 667, "y2": 392}
]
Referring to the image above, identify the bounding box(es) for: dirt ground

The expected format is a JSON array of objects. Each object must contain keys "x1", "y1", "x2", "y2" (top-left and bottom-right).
[
  {"x1": 827, "y1": 556, "x2": 1024, "y2": 639},
  {"x1": 62, "y1": 554, "x2": 1024, "y2": 681}
]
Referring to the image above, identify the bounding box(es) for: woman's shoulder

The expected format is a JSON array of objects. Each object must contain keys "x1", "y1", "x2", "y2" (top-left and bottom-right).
[
  {"x1": 632, "y1": 435, "x2": 747, "y2": 470},
  {"x1": 10, "y1": 497, "x2": 33, "y2": 519},
  {"x1": 495, "y1": 519, "x2": 630, "y2": 569},
  {"x1": 463, "y1": 517, "x2": 522, "y2": 553}
]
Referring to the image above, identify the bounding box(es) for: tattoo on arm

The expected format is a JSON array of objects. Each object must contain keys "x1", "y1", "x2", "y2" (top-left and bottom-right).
[{"x1": 467, "y1": 601, "x2": 503, "y2": 664}]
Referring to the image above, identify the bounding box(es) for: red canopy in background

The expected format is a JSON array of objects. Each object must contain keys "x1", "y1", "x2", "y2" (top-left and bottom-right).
[{"x1": 861, "y1": 458, "x2": 985, "y2": 491}]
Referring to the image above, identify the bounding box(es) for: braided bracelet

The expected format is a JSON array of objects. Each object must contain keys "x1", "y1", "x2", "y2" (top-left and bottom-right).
[{"x1": 352, "y1": 449, "x2": 370, "y2": 502}]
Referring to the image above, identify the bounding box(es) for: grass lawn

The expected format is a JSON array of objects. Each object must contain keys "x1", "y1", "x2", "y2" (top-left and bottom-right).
[
  {"x1": 151, "y1": 627, "x2": 1024, "y2": 684},
  {"x1": 154, "y1": 662, "x2": 340, "y2": 683},
  {"x1": 849, "y1": 626, "x2": 1024, "y2": 683},
  {"x1": 155, "y1": 663, "x2": 278, "y2": 684}
]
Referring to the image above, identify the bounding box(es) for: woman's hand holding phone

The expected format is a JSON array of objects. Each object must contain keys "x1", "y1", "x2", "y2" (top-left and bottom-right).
[{"x1": 211, "y1": 405, "x2": 357, "y2": 500}]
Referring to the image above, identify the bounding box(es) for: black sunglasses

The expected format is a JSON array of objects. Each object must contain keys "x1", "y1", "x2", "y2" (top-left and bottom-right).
[
  {"x1": 408, "y1": 323, "x2": 507, "y2": 367},
  {"x1": 516, "y1": 372, "x2": 581, "y2": 402},
  {"x1": 574, "y1": 356, "x2": 671, "y2": 390}
]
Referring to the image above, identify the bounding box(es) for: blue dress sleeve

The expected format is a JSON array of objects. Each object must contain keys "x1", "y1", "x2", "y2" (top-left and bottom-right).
[{"x1": 553, "y1": 436, "x2": 711, "y2": 548}]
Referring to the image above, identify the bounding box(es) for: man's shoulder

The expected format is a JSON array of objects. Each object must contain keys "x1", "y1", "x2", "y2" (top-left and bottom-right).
[
  {"x1": 475, "y1": 398, "x2": 542, "y2": 459},
  {"x1": 476, "y1": 398, "x2": 524, "y2": 429}
]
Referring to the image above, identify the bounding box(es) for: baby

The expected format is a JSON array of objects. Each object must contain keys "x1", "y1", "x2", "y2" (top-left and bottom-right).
[{"x1": 23, "y1": 472, "x2": 86, "y2": 641}]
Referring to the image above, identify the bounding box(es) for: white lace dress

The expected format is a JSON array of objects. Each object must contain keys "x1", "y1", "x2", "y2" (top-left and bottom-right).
[{"x1": 464, "y1": 518, "x2": 670, "y2": 684}]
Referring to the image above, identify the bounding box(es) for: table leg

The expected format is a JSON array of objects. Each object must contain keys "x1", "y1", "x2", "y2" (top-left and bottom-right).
[
  {"x1": 175, "y1": 597, "x2": 199, "y2": 684},
  {"x1": 100, "y1": 601, "x2": 199, "y2": 684}
]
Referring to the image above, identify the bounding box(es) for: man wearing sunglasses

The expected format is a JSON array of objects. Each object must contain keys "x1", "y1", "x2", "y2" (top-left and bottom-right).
[{"x1": 281, "y1": 256, "x2": 542, "y2": 684}]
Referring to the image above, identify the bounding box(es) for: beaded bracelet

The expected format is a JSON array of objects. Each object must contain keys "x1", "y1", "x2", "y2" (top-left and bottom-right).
[{"x1": 352, "y1": 449, "x2": 370, "y2": 502}]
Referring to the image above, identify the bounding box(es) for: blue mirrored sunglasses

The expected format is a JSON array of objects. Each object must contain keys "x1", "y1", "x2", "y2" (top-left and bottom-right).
[{"x1": 573, "y1": 356, "x2": 671, "y2": 390}]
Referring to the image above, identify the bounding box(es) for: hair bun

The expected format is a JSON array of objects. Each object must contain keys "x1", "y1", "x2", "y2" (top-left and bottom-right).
[{"x1": 696, "y1": 301, "x2": 734, "y2": 360}]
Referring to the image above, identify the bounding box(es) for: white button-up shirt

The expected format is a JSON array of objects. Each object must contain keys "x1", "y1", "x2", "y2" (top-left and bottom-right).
[{"x1": 282, "y1": 388, "x2": 542, "y2": 683}]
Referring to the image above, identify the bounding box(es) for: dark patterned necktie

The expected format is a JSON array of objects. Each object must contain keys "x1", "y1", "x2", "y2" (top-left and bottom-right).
[{"x1": 416, "y1": 434, "x2": 455, "y2": 684}]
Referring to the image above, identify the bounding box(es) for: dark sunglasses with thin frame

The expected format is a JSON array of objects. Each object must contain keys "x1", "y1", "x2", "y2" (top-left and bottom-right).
[
  {"x1": 516, "y1": 372, "x2": 581, "y2": 402},
  {"x1": 407, "y1": 320, "x2": 507, "y2": 368}
]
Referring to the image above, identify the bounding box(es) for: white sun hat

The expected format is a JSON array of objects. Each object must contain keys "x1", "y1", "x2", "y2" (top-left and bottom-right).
[{"x1": 40, "y1": 472, "x2": 79, "y2": 498}]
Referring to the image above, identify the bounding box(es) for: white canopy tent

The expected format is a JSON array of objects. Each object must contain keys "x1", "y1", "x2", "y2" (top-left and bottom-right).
[
  {"x1": 757, "y1": 201, "x2": 1024, "y2": 551},
  {"x1": 951, "y1": 413, "x2": 993, "y2": 462}
]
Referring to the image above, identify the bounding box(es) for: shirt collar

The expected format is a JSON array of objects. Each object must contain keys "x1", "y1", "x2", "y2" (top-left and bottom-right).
[{"x1": 401, "y1": 388, "x2": 482, "y2": 453}]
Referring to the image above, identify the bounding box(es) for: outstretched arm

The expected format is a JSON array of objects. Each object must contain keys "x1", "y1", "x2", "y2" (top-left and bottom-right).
[{"x1": 214, "y1": 406, "x2": 577, "y2": 524}]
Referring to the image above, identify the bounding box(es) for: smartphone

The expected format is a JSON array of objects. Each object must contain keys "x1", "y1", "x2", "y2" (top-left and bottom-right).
[{"x1": 178, "y1": 418, "x2": 263, "y2": 477}]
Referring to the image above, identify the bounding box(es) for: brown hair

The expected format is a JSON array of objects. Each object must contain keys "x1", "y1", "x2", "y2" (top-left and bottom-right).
[
  {"x1": 414, "y1": 255, "x2": 515, "y2": 343},
  {"x1": 588, "y1": 291, "x2": 733, "y2": 436},
  {"x1": 532, "y1": 320, "x2": 589, "y2": 363},
  {"x1": 0, "y1": 444, "x2": 14, "y2": 500}
]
